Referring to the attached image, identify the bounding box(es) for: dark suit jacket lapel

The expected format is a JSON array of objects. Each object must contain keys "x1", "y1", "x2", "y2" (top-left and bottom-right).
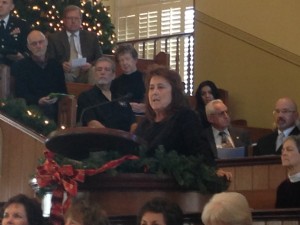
[
  {"x1": 207, "y1": 127, "x2": 218, "y2": 158},
  {"x1": 61, "y1": 31, "x2": 70, "y2": 60},
  {"x1": 79, "y1": 30, "x2": 88, "y2": 58},
  {"x1": 229, "y1": 127, "x2": 243, "y2": 147}
]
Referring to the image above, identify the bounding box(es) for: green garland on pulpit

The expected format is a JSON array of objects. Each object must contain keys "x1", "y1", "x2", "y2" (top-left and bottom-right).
[
  {"x1": 35, "y1": 146, "x2": 229, "y2": 195},
  {"x1": 0, "y1": 98, "x2": 57, "y2": 136}
]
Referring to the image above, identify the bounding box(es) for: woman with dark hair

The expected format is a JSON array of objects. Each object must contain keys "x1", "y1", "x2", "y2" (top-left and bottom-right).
[
  {"x1": 195, "y1": 80, "x2": 220, "y2": 128},
  {"x1": 137, "y1": 197, "x2": 183, "y2": 225},
  {"x1": 2, "y1": 194, "x2": 44, "y2": 225},
  {"x1": 134, "y1": 66, "x2": 215, "y2": 165}
]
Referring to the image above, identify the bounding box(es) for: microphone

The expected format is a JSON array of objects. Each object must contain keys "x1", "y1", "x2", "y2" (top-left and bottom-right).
[{"x1": 78, "y1": 93, "x2": 133, "y2": 125}]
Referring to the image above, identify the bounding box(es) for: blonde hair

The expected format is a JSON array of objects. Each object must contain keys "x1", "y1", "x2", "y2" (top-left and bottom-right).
[{"x1": 201, "y1": 192, "x2": 252, "y2": 225}]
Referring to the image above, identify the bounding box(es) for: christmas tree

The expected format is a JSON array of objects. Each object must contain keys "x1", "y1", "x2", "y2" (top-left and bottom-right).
[{"x1": 13, "y1": 0, "x2": 116, "y2": 54}]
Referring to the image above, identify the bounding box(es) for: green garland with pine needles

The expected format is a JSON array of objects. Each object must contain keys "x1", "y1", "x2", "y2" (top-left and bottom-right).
[
  {"x1": 37, "y1": 146, "x2": 229, "y2": 195},
  {"x1": 0, "y1": 98, "x2": 57, "y2": 136}
]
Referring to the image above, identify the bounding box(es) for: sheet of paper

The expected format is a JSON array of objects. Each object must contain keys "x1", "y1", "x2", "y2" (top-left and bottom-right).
[{"x1": 71, "y1": 57, "x2": 87, "y2": 68}]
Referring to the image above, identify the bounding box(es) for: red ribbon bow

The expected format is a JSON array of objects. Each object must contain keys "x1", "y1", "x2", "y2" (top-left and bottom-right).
[{"x1": 36, "y1": 150, "x2": 138, "y2": 225}]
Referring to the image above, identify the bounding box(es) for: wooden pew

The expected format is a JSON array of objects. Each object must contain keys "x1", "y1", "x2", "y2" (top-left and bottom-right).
[
  {"x1": 58, "y1": 52, "x2": 170, "y2": 128},
  {"x1": 217, "y1": 155, "x2": 286, "y2": 209}
]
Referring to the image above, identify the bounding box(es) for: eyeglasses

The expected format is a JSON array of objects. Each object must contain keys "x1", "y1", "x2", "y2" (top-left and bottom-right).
[
  {"x1": 211, "y1": 110, "x2": 229, "y2": 117},
  {"x1": 273, "y1": 109, "x2": 296, "y2": 115},
  {"x1": 65, "y1": 17, "x2": 81, "y2": 21},
  {"x1": 28, "y1": 39, "x2": 46, "y2": 47}
]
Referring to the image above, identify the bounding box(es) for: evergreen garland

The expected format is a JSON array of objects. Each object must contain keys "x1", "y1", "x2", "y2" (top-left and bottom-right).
[
  {"x1": 0, "y1": 98, "x2": 57, "y2": 136},
  {"x1": 37, "y1": 146, "x2": 229, "y2": 194}
]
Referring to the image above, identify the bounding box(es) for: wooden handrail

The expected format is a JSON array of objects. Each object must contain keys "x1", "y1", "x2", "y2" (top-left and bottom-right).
[
  {"x1": 0, "y1": 112, "x2": 45, "y2": 142},
  {"x1": 117, "y1": 32, "x2": 194, "y2": 45},
  {"x1": 217, "y1": 155, "x2": 281, "y2": 167}
]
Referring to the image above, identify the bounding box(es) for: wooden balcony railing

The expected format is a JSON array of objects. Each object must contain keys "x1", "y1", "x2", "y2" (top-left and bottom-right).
[{"x1": 117, "y1": 32, "x2": 194, "y2": 95}]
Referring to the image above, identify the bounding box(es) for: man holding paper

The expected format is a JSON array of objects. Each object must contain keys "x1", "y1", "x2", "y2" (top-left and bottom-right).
[
  {"x1": 47, "y1": 5, "x2": 102, "y2": 83},
  {"x1": 11, "y1": 30, "x2": 67, "y2": 121}
]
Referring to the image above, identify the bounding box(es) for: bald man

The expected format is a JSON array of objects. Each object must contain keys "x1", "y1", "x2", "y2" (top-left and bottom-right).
[
  {"x1": 11, "y1": 30, "x2": 67, "y2": 121},
  {"x1": 254, "y1": 97, "x2": 300, "y2": 156}
]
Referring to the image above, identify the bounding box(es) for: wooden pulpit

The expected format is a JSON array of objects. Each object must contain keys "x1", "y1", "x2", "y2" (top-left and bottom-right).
[{"x1": 45, "y1": 127, "x2": 211, "y2": 216}]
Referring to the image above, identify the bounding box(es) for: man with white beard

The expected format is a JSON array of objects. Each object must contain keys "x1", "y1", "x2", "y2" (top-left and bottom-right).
[{"x1": 77, "y1": 57, "x2": 135, "y2": 132}]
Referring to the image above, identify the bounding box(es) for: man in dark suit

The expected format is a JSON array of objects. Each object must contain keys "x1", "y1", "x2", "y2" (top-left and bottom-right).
[
  {"x1": 201, "y1": 99, "x2": 251, "y2": 159},
  {"x1": 254, "y1": 97, "x2": 300, "y2": 156},
  {"x1": 0, "y1": 0, "x2": 30, "y2": 65},
  {"x1": 47, "y1": 5, "x2": 102, "y2": 83}
]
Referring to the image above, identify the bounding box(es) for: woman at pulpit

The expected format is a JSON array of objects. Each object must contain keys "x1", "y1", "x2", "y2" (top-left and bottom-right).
[{"x1": 134, "y1": 66, "x2": 215, "y2": 166}]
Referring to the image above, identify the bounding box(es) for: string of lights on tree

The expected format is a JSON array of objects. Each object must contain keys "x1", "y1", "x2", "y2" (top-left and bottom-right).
[{"x1": 13, "y1": 0, "x2": 116, "y2": 53}]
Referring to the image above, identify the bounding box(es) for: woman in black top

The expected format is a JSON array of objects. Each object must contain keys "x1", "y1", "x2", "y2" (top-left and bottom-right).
[
  {"x1": 135, "y1": 66, "x2": 215, "y2": 166},
  {"x1": 276, "y1": 135, "x2": 300, "y2": 208}
]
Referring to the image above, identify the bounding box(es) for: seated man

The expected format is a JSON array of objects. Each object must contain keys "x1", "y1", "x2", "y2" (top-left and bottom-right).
[
  {"x1": 11, "y1": 30, "x2": 67, "y2": 121},
  {"x1": 254, "y1": 97, "x2": 300, "y2": 156},
  {"x1": 201, "y1": 99, "x2": 251, "y2": 158},
  {"x1": 77, "y1": 57, "x2": 135, "y2": 132},
  {"x1": 110, "y1": 44, "x2": 145, "y2": 114}
]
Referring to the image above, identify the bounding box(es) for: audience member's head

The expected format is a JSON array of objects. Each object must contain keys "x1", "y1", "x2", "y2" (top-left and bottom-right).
[
  {"x1": 64, "y1": 197, "x2": 110, "y2": 225},
  {"x1": 201, "y1": 192, "x2": 252, "y2": 225},
  {"x1": 273, "y1": 97, "x2": 298, "y2": 132},
  {"x1": 63, "y1": 5, "x2": 82, "y2": 33},
  {"x1": 137, "y1": 197, "x2": 183, "y2": 225},
  {"x1": 144, "y1": 66, "x2": 188, "y2": 121},
  {"x1": 115, "y1": 44, "x2": 138, "y2": 74},
  {"x1": 281, "y1": 135, "x2": 300, "y2": 173},
  {"x1": 206, "y1": 99, "x2": 230, "y2": 131},
  {"x1": 93, "y1": 57, "x2": 116, "y2": 86},
  {"x1": 1, "y1": 194, "x2": 43, "y2": 225},
  {"x1": 195, "y1": 80, "x2": 220, "y2": 109},
  {"x1": 27, "y1": 30, "x2": 48, "y2": 59},
  {"x1": 0, "y1": 0, "x2": 14, "y2": 19}
]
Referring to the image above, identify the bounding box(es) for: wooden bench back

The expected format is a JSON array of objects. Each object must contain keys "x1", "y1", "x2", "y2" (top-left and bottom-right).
[{"x1": 59, "y1": 52, "x2": 170, "y2": 128}]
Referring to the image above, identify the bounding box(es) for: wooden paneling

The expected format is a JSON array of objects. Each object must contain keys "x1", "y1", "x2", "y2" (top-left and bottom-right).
[
  {"x1": 0, "y1": 114, "x2": 45, "y2": 202},
  {"x1": 218, "y1": 156, "x2": 287, "y2": 209}
]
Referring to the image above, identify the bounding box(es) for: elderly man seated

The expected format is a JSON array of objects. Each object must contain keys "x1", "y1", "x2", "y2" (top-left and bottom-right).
[
  {"x1": 77, "y1": 57, "x2": 135, "y2": 132},
  {"x1": 11, "y1": 30, "x2": 67, "y2": 121},
  {"x1": 200, "y1": 99, "x2": 251, "y2": 158}
]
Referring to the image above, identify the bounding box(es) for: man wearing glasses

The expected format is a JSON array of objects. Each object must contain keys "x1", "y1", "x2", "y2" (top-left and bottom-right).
[
  {"x1": 254, "y1": 97, "x2": 300, "y2": 156},
  {"x1": 47, "y1": 5, "x2": 102, "y2": 83},
  {"x1": 201, "y1": 99, "x2": 250, "y2": 159}
]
